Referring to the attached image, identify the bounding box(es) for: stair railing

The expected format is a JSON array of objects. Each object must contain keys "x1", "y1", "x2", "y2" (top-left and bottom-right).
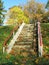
[
  {"x1": 37, "y1": 22, "x2": 43, "y2": 57},
  {"x1": 3, "y1": 24, "x2": 19, "y2": 53},
  {"x1": 6, "y1": 22, "x2": 25, "y2": 53}
]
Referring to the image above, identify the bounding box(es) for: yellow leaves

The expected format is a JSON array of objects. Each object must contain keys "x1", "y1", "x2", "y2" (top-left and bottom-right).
[
  {"x1": 9, "y1": 6, "x2": 23, "y2": 13},
  {"x1": 35, "y1": 59, "x2": 39, "y2": 64},
  {"x1": 6, "y1": 6, "x2": 29, "y2": 24},
  {"x1": 10, "y1": 49, "x2": 15, "y2": 55},
  {"x1": 34, "y1": 14, "x2": 42, "y2": 18},
  {"x1": 6, "y1": 19, "x2": 14, "y2": 25},
  {"x1": 22, "y1": 52, "x2": 28, "y2": 57},
  {"x1": 45, "y1": 56, "x2": 49, "y2": 59},
  {"x1": 24, "y1": 0, "x2": 45, "y2": 22},
  {"x1": 15, "y1": 62, "x2": 18, "y2": 65},
  {"x1": 6, "y1": 54, "x2": 11, "y2": 59},
  {"x1": 33, "y1": 13, "x2": 43, "y2": 21},
  {"x1": 43, "y1": 55, "x2": 49, "y2": 60},
  {"x1": 21, "y1": 64, "x2": 24, "y2": 65},
  {"x1": 46, "y1": 46, "x2": 49, "y2": 49}
]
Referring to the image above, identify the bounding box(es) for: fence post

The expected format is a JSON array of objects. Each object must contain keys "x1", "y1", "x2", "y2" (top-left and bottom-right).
[
  {"x1": 3, "y1": 47, "x2": 5, "y2": 53},
  {"x1": 37, "y1": 22, "x2": 43, "y2": 57}
]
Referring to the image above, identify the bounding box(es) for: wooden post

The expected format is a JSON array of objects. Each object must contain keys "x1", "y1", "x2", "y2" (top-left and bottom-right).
[{"x1": 3, "y1": 47, "x2": 5, "y2": 53}]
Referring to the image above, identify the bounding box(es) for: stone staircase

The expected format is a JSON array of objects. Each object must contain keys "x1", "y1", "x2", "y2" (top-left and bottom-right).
[{"x1": 10, "y1": 24, "x2": 36, "y2": 55}]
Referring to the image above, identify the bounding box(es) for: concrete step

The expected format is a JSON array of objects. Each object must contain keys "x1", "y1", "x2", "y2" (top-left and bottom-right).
[
  {"x1": 23, "y1": 24, "x2": 33, "y2": 26},
  {"x1": 17, "y1": 38, "x2": 33, "y2": 42},
  {"x1": 22, "y1": 26, "x2": 34, "y2": 29},
  {"x1": 18, "y1": 35, "x2": 33, "y2": 38},
  {"x1": 15, "y1": 42, "x2": 33, "y2": 45},
  {"x1": 21, "y1": 30, "x2": 33, "y2": 33},
  {"x1": 13, "y1": 45, "x2": 31, "y2": 49},
  {"x1": 19, "y1": 34, "x2": 33, "y2": 37},
  {"x1": 16, "y1": 39, "x2": 33, "y2": 42},
  {"x1": 23, "y1": 26, "x2": 34, "y2": 30},
  {"x1": 20, "y1": 32, "x2": 33, "y2": 36}
]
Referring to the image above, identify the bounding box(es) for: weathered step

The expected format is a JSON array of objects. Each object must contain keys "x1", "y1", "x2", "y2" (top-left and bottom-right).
[
  {"x1": 22, "y1": 26, "x2": 34, "y2": 29},
  {"x1": 18, "y1": 35, "x2": 33, "y2": 39},
  {"x1": 13, "y1": 45, "x2": 31, "y2": 48},
  {"x1": 21, "y1": 30, "x2": 33, "y2": 33},
  {"x1": 23, "y1": 24, "x2": 34, "y2": 27},
  {"x1": 19, "y1": 32, "x2": 33, "y2": 35},
  {"x1": 22, "y1": 28, "x2": 34, "y2": 31},
  {"x1": 23, "y1": 27, "x2": 34, "y2": 30},
  {"x1": 17, "y1": 38, "x2": 33, "y2": 42},
  {"x1": 19, "y1": 32, "x2": 33, "y2": 36},
  {"x1": 15, "y1": 42, "x2": 32, "y2": 45},
  {"x1": 16, "y1": 39, "x2": 33, "y2": 42},
  {"x1": 19, "y1": 34, "x2": 33, "y2": 38},
  {"x1": 23, "y1": 24, "x2": 33, "y2": 26}
]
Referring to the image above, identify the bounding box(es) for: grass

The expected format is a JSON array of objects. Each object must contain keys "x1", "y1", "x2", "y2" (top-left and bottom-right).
[
  {"x1": 0, "y1": 26, "x2": 14, "y2": 44},
  {"x1": 41, "y1": 23, "x2": 49, "y2": 54},
  {"x1": 0, "y1": 26, "x2": 14, "y2": 64}
]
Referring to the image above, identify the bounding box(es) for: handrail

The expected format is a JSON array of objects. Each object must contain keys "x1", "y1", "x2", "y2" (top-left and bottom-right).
[
  {"x1": 37, "y1": 22, "x2": 43, "y2": 57},
  {"x1": 3, "y1": 25, "x2": 19, "y2": 47},
  {"x1": 6, "y1": 22, "x2": 25, "y2": 53}
]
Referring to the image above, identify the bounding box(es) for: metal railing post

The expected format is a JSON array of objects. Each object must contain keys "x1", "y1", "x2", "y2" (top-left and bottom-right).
[{"x1": 37, "y1": 22, "x2": 43, "y2": 57}]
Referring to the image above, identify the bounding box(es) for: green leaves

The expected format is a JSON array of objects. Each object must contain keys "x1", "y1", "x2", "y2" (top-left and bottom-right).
[
  {"x1": 0, "y1": 0, "x2": 5, "y2": 24},
  {"x1": 6, "y1": 6, "x2": 29, "y2": 25}
]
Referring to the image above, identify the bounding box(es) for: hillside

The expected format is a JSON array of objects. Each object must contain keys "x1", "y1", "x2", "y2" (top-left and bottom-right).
[
  {"x1": 0, "y1": 23, "x2": 49, "y2": 64},
  {"x1": 41, "y1": 23, "x2": 49, "y2": 55},
  {"x1": 0, "y1": 26, "x2": 13, "y2": 57}
]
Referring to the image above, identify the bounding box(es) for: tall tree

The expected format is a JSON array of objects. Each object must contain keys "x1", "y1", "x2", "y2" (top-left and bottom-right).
[
  {"x1": 6, "y1": 6, "x2": 29, "y2": 25},
  {"x1": 24, "y1": 0, "x2": 45, "y2": 23},
  {"x1": 0, "y1": 0, "x2": 4, "y2": 24}
]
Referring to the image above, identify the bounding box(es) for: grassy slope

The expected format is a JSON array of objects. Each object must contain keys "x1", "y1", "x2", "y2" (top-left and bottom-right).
[
  {"x1": 0, "y1": 26, "x2": 14, "y2": 43},
  {"x1": 0, "y1": 23, "x2": 49, "y2": 64},
  {"x1": 41, "y1": 23, "x2": 49, "y2": 54},
  {"x1": 0, "y1": 26, "x2": 14, "y2": 63}
]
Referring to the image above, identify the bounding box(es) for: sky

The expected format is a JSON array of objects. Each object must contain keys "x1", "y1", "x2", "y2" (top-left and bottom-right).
[
  {"x1": 3, "y1": 0, "x2": 48, "y2": 10},
  {"x1": 3, "y1": 0, "x2": 48, "y2": 23}
]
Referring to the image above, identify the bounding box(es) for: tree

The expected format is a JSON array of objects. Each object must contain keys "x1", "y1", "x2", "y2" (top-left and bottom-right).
[
  {"x1": 0, "y1": 0, "x2": 5, "y2": 24},
  {"x1": 6, "y1": 6, "x2": 29, "y2": 25},
  {"x1": 42, "y1": 11, "x2": 49, "y2": 22},
  {"x1": 24, "y1": 0, "x2": 45, "y2": 23}
]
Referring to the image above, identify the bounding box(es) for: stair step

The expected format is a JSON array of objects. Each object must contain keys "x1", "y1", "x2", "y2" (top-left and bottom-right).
[
  {"x1": 22, "y1": 28, "x2": 33, "y2": 31},
  {"x1": 18, "y1": 36, "x2": 33, "y2": 38},
  {"x1": 17, "y1": 38, "x2": 33, "y2": 42},
  {"x1": 19, "y1": 35, "x2": 33, "y2": 37},
  {"x1": 19, "y1": 34, "x2": 33, "y2": 36},
  {"x1": 16, "y1": 39, "x2": 33, "y2": 42},
  {"x1": 22, "y1": 30, "x2": 33, "y2": 33},
  {"x1": 15, "y1": 42, "x2": 32, "y2": 45},
  {"x1": 23, "y1": 24, "x2": 34, "y2": 27},
  {"x1": 13, "y1": 45, "x2": 31, "y2": 48}
]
